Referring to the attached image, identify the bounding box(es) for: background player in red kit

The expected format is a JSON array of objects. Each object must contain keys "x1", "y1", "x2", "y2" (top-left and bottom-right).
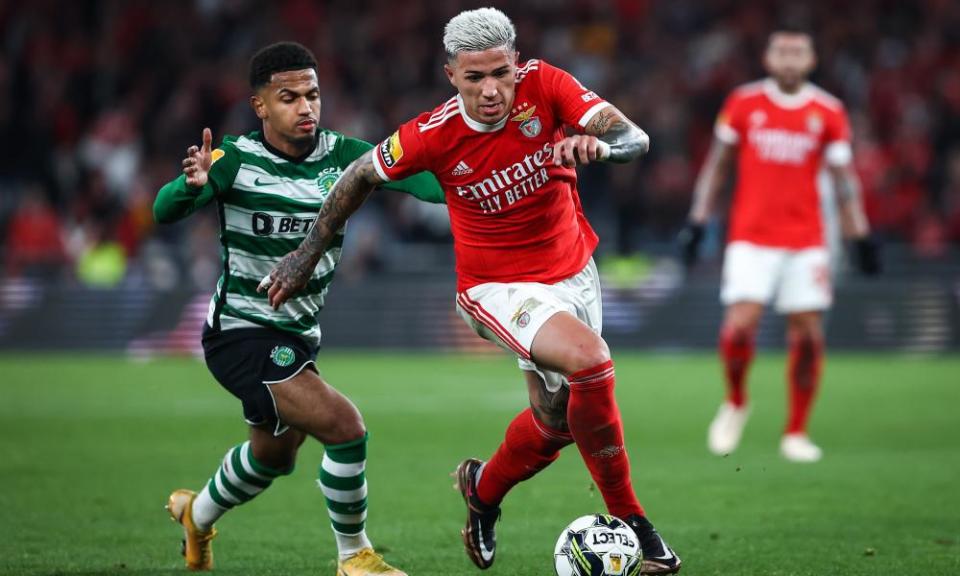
[
  {"x1": 262, "y1": 7, "x2": 681, "y2": 575},
  {"x1": 680, "y1": 29, "x2": 879, "y2": 463}
]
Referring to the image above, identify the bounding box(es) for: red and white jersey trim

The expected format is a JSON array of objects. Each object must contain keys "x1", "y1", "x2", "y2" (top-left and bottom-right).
[
  {"x1": 516, "y1": 59, "x2": 540, "y2": 82},
  {"x1": 577, "y1": 102, "x2": 612, "y2": 128},
  {"x1": 715, "y1": 122, "x2": 740, "y2": 144},
  {"x1": 417, "y1": 96, "x2": 459, "y2": 133}
]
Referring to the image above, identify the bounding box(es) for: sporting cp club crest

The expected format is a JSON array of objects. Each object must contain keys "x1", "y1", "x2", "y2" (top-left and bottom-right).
[
  {"x1": 511, "y1": 105, "x2": 542, "y2": 138},
  {"x1": 317, "y1": 171, "x2": 340, "y2": 197},
  {"x1": 270, "y1": 346, "x2": 296, "y2": 367}
]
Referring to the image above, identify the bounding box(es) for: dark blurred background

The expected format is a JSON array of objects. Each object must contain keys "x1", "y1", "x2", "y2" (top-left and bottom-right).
[{"x1": 1, "y1": 0, "x2": 959, "y2": 353}]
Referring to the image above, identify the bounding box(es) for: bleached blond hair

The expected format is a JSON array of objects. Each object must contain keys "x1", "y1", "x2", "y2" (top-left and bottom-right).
[{"x1": 443, "y1": 7, "x2": 516, "y2": 61}]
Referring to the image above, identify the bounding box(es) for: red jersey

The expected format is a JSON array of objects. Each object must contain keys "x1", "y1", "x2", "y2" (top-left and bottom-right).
[
  {"x1": 716, "y1": 79, "x2": 853, "y2": 249},
  {"x1": 372, "y1": 59, "x2": 608, "y2": 291}
]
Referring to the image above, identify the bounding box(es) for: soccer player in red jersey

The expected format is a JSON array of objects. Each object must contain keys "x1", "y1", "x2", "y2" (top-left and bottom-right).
[
  {"x1": 262, "y1": 7, "x2": 681, "y2": 575},
  {"x1": 680, "y1": 29, "x2": 879, "y2": 463}
]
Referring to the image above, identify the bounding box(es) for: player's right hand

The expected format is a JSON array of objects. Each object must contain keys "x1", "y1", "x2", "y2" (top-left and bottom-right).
[
  {"x1": 552, "y1": 135, "x2": 603, "y2": 167},
  {"x1": 677, "y1": 221, "x2": 704, "y2": 268},
  {"x1": 183, "y1": 128, "x2": 214, "y2": 188},
  {"x1": 259, "y1": 248, "x2": 317, "y2": 310}
]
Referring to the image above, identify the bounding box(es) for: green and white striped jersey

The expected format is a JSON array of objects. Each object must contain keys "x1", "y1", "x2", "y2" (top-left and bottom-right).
[{"x1": 154, "y1": 129, "x2": 444, "y2": 347}]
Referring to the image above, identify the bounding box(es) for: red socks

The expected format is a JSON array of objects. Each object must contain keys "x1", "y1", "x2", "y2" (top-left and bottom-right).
[
  {"x1": 786, "y1": 334, "x2": 824, "y2": 434},
  {"x1": 476, "y1": 408, "x2": 573, "y2": 507},
  {"x1": 719, "y1": 326, "x2": 755, "y2": 407},
  {"x1": 476, "y1": 361, "x2": 645, "y2": 520},
  {"x1": 567, "y1": 360, "x2": 644, "y2": 520}
]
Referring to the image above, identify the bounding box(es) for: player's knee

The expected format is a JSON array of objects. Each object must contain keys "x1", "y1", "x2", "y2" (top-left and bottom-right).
[
  {"x1": 326, "y1": 413, "x2": 366, "y2": 446},
  {"x1": 788, "y1": 328, "x2": 822, "y2": 350},
  {"x1": 724, "y1": 305, "x2": 762, "y2": 335},
  {"x1": 565, "y1": 337, "x2": 610, "y2": 374},
  {"x1": 787, "y1": 315, "x2": 822, "y2": 344},
  {"x1": 722, "y1": 324, "x2": 755, "y2": 346}
]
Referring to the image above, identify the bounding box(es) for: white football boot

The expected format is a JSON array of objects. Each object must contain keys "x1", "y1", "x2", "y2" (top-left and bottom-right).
[
  {"x1": 780, "y1": 433, "x2": 823, "y2": 462},
  {"x1": 707, "y1": 402, "x2": 750, "y2": 456}
]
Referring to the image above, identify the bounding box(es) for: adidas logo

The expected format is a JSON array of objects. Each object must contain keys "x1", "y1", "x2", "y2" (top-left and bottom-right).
[{"x1": 452, "y1": 160, "x2": 474, "y2": 176}]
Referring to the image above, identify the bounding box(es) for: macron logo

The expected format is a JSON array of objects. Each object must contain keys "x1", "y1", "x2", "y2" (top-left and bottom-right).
[{"x1": 452, "y1": 161, "x2": 474, "y2": 176}]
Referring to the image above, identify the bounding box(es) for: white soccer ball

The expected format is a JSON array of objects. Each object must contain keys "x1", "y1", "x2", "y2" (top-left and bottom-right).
[{"x1": 554, "y1": 514, "x2": 642, "y2": 576}]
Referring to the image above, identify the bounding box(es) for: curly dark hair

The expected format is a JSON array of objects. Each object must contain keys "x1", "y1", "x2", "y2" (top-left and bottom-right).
[{"x1": 249, "y1": 42, "x2": 318, "y2": 90}]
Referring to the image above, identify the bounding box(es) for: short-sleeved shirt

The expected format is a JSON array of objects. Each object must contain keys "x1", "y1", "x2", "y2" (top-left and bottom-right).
[
  {"x1": 371, "y1": 59, "x2": 609, "y2": 291},
  {"x1": 715, "y1": 79, "x2": 852, "y2": 249}
]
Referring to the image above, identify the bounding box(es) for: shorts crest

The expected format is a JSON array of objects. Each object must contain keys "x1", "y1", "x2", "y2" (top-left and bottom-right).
[{"x1": 270, "y1": 345, "x2": 296, "y2": 367}]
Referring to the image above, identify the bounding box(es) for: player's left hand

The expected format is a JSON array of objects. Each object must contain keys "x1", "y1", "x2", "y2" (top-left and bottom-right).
[
  {"x1": 258, "y1": 248, "x2": 317, "y2": 309},
  {"x1": 853, "y1": 236, "x2": 881, "y2": 276},
  {"x1": 552, "y1": 135, "x2": 606, "y2": 167}
]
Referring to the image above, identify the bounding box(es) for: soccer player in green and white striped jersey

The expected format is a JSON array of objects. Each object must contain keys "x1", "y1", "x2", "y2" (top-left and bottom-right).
[{"x1": 154, "y1": 42, "x2": 442, "y2": 576}]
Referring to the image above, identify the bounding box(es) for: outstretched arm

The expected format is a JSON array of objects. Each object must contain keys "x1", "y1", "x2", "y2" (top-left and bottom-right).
[
  {"x1": 262, "y1": 150, "x2": 385, "y2": 308},
  {"x1": 552, "y1": 105, "x2": 650, "y2": 167},
  {"x1": 153, "y1": 128, "x2": 222, "y2": 223}
]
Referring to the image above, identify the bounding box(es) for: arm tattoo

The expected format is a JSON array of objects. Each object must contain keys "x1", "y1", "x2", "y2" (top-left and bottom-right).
[
  {"x1": 270, "y1": 152, "x2": 380, "y2": 292},
  {"x1": 589, "y1": 108, "x2": 615, "y2": 134},
  {"x1": 588, "y1": 107, "x2": 650, "y2": 163}
]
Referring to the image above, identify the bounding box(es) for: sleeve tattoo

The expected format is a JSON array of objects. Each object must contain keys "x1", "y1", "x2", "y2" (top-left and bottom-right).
[
  {"x1": 589, "y1": 107, "x2": 650, "y2": 163},
  {"x1": 270, "y1": 152, "x2": 380, "y2": 290}
]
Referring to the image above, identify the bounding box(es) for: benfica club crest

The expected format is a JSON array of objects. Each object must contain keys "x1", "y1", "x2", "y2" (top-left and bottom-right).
[{"x1": 511, "y1": 104, "x2": 542, "y2": 138}]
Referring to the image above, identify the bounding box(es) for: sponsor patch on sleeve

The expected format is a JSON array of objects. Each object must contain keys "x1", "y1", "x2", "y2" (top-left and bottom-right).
[
  {"x1": 211, "y1": 148, "x2": 225, "y2": 164},
  {"x1": 378, "y1": 131, "x2": 404, "y2": 168}
]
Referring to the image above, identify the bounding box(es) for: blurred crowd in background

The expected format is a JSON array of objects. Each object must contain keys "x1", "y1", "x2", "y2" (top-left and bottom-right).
[{"x1": 2, "y1": 0, "x2": 959, "y2": 290}]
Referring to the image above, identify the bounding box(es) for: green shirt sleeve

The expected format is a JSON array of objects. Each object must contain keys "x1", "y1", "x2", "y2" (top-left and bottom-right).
[
  {"x1": 337, "y1": 135, "x2": 445, "y2": 204},
  {"x1": 153, "y1": 142, "x2": 242, "y2": 223}
]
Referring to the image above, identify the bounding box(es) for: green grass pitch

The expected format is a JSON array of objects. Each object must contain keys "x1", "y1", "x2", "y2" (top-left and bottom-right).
[{"x1": 1, "y1": 352, "x2": 958, "y2": 575}]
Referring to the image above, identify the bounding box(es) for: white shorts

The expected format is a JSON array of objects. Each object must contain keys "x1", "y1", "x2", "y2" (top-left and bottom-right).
[
  {"x1": 721, "y1": 241, "x2": 832, "y2": 313},
  {"x1": 455, "y1": 259, "x2": 602, "y2": 393}
]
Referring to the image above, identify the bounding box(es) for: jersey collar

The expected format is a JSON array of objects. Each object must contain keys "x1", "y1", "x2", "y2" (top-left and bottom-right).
[
  {"x1": 258, "y1": 129, "x2": 321, "y2": 163},
  {"x1": 762, "y1": 78, "x2": 813, "y2": 109},
  {"x1": 457, "y1": 94, "x2": 509, "y2": 133}
]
